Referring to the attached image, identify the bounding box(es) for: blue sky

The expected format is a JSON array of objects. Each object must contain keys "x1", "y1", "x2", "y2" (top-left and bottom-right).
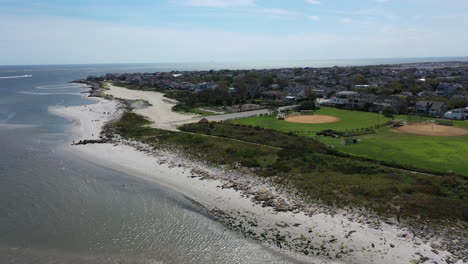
[{"x1": 0, "y1": 0, "x2": 467, "y2": 65}]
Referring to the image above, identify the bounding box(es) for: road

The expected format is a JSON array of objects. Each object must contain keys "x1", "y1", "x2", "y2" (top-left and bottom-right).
[{"x1": 165, "y1": 105, "x2": 297, "y2": 127}]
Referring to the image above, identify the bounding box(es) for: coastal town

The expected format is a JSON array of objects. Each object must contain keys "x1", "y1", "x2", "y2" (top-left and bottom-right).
[
  {"x1": 87, "y1": 61, "x2": 468, "y2": 120},
  {"x1": 60, "y1": 60, "x2": 468, "y2": 264}
]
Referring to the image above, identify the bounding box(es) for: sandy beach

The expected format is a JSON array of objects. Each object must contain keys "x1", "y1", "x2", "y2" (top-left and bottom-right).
[
  {"x1": 104, "y1": 84, "x2": 196, "y2": 131},
  {"x1": 49, "y1": 85, "x2": 462, "y2": 264}
]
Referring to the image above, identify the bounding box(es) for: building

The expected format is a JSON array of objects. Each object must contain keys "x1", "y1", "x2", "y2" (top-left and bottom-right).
[
  {"x1": 444, "y1": 107, "x2": 468, "y2": 120},
  {"x1": 285, "y1": 87, "x2": 306, "y2": 100},
  {"x1": 345, "y1": 93, "x2": 376, "y2": 110},
  {"x1": 261, "y1": 90, "x2": 287, "y2": 101},
  {"x1": 373, "y1": 96, "x2": 406, "y2": 114},
  {"x1": 329, "y1": 91, "x2": 357, "y2": 106},
  {"x1": 436, "y1": 83, "x2": 462, "y2": 96},
  {"x1": 452, "y1": 91, "x2": 468, "y2": 103},
  {"x1": 415, "y1": 101, "x2": 448, "y2": 117}
]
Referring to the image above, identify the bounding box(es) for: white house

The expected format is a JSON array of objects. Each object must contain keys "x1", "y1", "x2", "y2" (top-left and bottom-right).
[
  {"x1": 330, "y1": 97, "x2": 346, "y2": 105},
  {"x1": 444, "y1": 107, "x2": 468, "y2": 120}
]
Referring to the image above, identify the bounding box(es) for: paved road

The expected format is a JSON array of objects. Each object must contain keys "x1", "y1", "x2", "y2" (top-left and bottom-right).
[{"x1": 166, "y1": 105, "x2": 297, "y2": 127}]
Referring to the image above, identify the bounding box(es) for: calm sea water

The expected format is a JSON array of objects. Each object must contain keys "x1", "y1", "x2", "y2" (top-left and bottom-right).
[{"x1": 0, "y1": 59, "x2": 466, "y2": 263}]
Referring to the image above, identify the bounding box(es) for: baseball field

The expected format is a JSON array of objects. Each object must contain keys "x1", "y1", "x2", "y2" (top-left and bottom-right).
[{"x1": 232, "y1": 107, "x2": 468, "y2": 175}]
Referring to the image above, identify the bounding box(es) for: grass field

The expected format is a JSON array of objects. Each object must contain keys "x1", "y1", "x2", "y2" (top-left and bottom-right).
[
  {"x1": 232, "y1": 107, "x2": 468, "y2": 176},
  {"x1": 232, "y1": 106, "x2": 394, "y2": 133},
  {"x1": 323, "y1": 127, "x2": 468, "y2": 175}
]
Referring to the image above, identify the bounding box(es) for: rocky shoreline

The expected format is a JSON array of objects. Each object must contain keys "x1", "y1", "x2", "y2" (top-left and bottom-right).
[{"x1": 63, "y1": 81, "x2": 466, "y2": 264}]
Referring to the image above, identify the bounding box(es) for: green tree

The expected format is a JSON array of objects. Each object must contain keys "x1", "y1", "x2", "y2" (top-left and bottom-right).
[
  {"x1": 298, "y1": 100, "x2": 316, "y2": 111},
  {"x1": 382, "y1": 106, "x2": 394, "y2": 118}
]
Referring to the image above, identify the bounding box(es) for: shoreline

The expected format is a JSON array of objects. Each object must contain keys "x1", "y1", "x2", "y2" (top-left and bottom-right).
[{"x1": 49, "y1": 85, "x2": 463, "y2": 264}]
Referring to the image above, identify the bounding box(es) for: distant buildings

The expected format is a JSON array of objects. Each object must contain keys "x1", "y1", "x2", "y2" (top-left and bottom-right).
[
  {"x1": 436, "y1": 83, "x2": 462, "y2": 96},
  {"x1": 444, "y1": 107, "x2": 468, "y2": 120},
  {"x1": 415, "y1": 101, "x2": 448, "y2": 117}
]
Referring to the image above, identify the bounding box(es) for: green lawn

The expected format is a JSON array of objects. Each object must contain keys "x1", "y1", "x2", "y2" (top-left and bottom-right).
[
  {"x1": 325, "y1": 127, "x2": 468, "y2": 176},
  {"x1": 232, "y1": 106, "x2": 394, "y2": 133},
  {"x1": 232, "y1": 107, "x2": 468, "y2": 176}
]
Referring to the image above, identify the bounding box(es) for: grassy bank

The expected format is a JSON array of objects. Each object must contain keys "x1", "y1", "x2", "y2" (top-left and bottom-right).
[{"x1": 112, "y1": 113, "x2": 467, "y2": 222}]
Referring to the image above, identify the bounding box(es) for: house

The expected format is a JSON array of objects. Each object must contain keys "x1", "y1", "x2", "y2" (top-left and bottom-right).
[
  {"x1": 345, "y1": 93, "x2": 376, "y2": 110},
  {"x1": 418, "y1": 90, "x2": 436, "y2": 97},
  {"x1": 180, "y1": 82, "x2": 195, "y2": 90},
  {"x1": 373, "y1": 96, "x2": 406, "y2": 114},
  {"x1": 444, "y1": 107, "x2": 468, "y2": 120},
  {"x1": 329, "y1": 91, "x2": 357, "y2": 106},
  {"x1": 436, "y1": 83, "x2": 462, "y2": 96},
  {"x1": 452, "y1": 91, "x2": 468, "y2": 103},
  {"x1": 312, "y1": 88, "x2": 327, "y2": 98},
  {"x1": 285, "y1": 87, "x2": 306, "y2": 99},
  {"x1": 354, "y1": 85, "x2": 371, "y2": 89},
  {"x1": 329, "y1": 91, "x2": 376, "y2": 110},
  {"x1": 330, "y1": 97, "x2": 346, "y2": 105},
  {"x1": 415, "y1": 101, "x2": 448, "y2": 117},
  {"x1": 261, "y1": 90, "x2": 287, "y2": 101}
]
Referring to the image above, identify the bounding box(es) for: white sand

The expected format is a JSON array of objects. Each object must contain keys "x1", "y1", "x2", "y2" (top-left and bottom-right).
[
  {"x1": 49, "y1": 90, "x2": 461, "y2": 264},
  {"x1": 104, "y1": 85, "x2": 196, "y2": 130}
]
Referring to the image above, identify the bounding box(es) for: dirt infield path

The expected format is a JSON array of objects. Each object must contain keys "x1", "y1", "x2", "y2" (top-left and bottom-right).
[
  {"x1": 285, "y1": 115, "x2": 340, "y2": 124},
  {"x1": 393, "y1": 123, "x2": 468, "y2": 136}
]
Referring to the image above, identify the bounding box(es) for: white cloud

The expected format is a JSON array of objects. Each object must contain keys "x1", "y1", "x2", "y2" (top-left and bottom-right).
[
  {"x1": 185, "y1": 0, "x2": 255, "y2": 7},
  {"x1": 342, "y1": 17, "x2": 352, "y2": 23},
  {"x1": 309, "y1": 15, "x2": 320, "y2": 21},
  {"x1": 305, "y1": 0, "x2": 321, "y2": 5},
  {"x1": 261, "y1": 8, "x2": 299, "y2": 18}
]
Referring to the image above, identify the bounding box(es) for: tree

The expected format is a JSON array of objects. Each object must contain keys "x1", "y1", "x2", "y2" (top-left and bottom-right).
[
  {"x1": 449, "y1": 98, "x2": 467, "y2": 109},
  {"x1": 382, "y1": 106, "x2": 394, "y2": 118},
  {"x1": 298, "y1": 100, "x2": 316, "y2": 111}
]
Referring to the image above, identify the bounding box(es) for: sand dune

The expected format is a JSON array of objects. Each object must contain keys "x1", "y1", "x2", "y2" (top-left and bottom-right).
[{"x1": 105, "y1": 85, "x2": 196, "y2": 130}]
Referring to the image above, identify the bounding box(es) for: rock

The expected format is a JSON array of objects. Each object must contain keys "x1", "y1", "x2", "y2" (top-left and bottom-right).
[{"x1": 272, "y1": 198, "x2": 293, "y2": 212}]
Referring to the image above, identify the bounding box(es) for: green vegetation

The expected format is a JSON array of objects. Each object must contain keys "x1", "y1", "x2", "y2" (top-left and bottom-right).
[
  {"x1": 232, "y1": 106, "x2": 468, "y2": 176},
  {"x1": 111, "y1": 81, "x2": 228, "y2": 117},
  {"x1": 382, "y1": 106, "x2": 394, "y2": 118},
  {"x1": 112, "y1": 81, "x2": 156, "y2": 91},
  {"x1": 297, "y1": 100, "x2": 316, "y2": 111},
  {"x1": 112, "y1": 112, "x2": 278, "y2": 169},
  {"x1": 325, "y1": 127, "x2": 468, "y2": 176},
  {"x1": 112, "y1": 113, "x2": 467, "y2": 222},
  {"x1": 232, "y1": 106, "x2": 394, "y2": 133}
]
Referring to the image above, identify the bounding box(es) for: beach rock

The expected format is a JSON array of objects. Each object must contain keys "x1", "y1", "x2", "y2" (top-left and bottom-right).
[{"x1": 273, "y1": 198, "x2": 293, "y2": 212}]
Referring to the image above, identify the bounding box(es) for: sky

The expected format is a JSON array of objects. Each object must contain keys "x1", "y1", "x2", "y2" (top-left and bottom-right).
[{"x1": 0, "y1": 0, "x2": 467, "y2": 65}]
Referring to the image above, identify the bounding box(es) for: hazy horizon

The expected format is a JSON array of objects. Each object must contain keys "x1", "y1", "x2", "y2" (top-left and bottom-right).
[{"x1": 2, "y1": 56, "x2": 468, "y2": 68}]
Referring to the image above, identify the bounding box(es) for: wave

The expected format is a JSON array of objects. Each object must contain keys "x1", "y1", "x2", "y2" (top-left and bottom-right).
[
  {"x1": 19, "y1": 91, "x2": 83, "y2": 96},
  {"x1": 36, "y1": 83, "x2": 86, "y2": 90},
  {"x1": 1, "y1": 112, "x2": 16, "y2": 123},
  {"x1": 0, "y1": 123, "x2": 38, "y2": 129},
  {"x1": 0, "y1": 75, "x2": 32, "y2": 79}
]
